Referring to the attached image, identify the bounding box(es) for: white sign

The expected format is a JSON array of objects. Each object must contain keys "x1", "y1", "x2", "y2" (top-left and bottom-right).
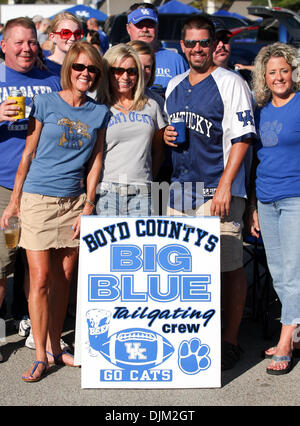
[{"x1": 75, "y1": 216, "x2": 221, "y2": 388}]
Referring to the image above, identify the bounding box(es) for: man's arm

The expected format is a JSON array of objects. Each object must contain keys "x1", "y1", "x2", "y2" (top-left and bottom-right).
[{"x1": 210, "y1": 140, "x2": 251, "y2": 218}]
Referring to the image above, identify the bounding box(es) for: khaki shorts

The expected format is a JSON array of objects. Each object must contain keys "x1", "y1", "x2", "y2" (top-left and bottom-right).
[
  {"x1": 0, "y1": 186, "x2": 18, "y2": 278},
  {"x1": 19, "y1": 192, "x2": 86, "y2": 250},
  {"x1": 167, "y1": 196, "x2": 245, "y2": 273}
]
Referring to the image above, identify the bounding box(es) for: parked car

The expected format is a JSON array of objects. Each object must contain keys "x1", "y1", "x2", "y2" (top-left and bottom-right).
[{"x1": 229, "y1": 6, "x2": 300, "y2": 68}]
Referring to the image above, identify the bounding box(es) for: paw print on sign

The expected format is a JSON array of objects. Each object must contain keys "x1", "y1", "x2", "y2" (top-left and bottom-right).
[
  {"x1": 260, "y1": 120, "x2": 282, "y2": 147},
  {"x1": 178, "y1": 338, "x2": 211, "y2": 374}
]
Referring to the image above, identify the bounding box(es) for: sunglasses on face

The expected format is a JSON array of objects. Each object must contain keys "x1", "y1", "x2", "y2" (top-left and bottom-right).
[
  {"x1": 72, "y1": 63, "x2": 100, "y2": 74},
  {"x1": 53, "y1": 28, "x2": 84, "y2": 40},
  {"x1": 110, "y1": 67, "x2": 138, "y2": 76},
  {"x1": 183, "y1": 38, "x2": 211, "y2": 48},
  {"x1": 216, "y1": 34, "x2": 230, "y2": 44}
]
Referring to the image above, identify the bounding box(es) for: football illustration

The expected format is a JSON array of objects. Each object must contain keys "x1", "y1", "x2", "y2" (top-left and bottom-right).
[{"x1": 99, "y1": 328, "x2": 174, "y2": 370}]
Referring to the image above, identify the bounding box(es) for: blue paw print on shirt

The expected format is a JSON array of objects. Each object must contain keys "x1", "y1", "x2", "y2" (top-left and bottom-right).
[
  {"x1": 178, "y1": 338, "x2": 211, "y2": 374},
  {"x1": 260, "y1": 120, "x2": 282, "y2": 147}
]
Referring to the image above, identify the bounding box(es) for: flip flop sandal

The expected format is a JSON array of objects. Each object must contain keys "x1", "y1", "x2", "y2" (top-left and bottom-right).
[
  {"x1": 221, "y1": 341, "x2": 243, "y2": 371},
  {"x1": 22, "y1": 360, "x2": 49, "y2": 383},
  {"x1": 262, "y1": 347, "x2": 300, "y2": 359},
  {"x1": 266, "y1": 355, "x2": 293, "y2": 376}
]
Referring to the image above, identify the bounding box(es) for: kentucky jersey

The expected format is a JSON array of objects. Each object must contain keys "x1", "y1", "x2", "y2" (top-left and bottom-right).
[{"x1": 165, "y1": 66, "x2": 256, "y2": 209}]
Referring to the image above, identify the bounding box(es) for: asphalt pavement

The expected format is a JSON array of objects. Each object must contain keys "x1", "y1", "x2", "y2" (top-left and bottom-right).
[{"x1": 0, "y1": 271, "x2": 299, "y2": 408}]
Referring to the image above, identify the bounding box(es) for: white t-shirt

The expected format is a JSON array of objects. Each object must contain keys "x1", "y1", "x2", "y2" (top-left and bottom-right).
[{"x1": 101, "y1": 97, "x2": 166, "y2": 184}]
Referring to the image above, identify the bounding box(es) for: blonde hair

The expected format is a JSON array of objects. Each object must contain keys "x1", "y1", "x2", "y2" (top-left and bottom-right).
[
  {"x1": 253, "y1": 42, "x2": 300, "y2": 107},
  {"x1": 97, "y1": 43, "x2": 147, "y2": 110},
  {"x1": 48, "y1": 12, "x2": 83, "y2": 54},
  {"x1": 61, "y1": 41, "x2": 103, "y2": 93}
]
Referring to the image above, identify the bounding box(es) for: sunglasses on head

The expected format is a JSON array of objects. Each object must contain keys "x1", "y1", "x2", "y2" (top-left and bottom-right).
[
  {"x1": 183, "y1": 38, "x2": 211, "y2": 48},
  {"x1": 216, "y1": 34, "x2": 230, "y2": 44},
  {"x1": 72, "y1": 63, "x2": 100, "y2": 74},
  {"x1": 111, "y1": 67, "x2": 138, "y2": 76},
  {"x1": 54, "y1": 28, "x2": 83, "y2": 40}
]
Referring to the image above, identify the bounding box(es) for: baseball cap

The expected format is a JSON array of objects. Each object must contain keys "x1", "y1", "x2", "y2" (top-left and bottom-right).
[
  {"x1": 213, "y1": 20, "x2": 231, "y2": 36},
  {"x1": 127, "y1": 8, "x2": 158, "y2": 25}
]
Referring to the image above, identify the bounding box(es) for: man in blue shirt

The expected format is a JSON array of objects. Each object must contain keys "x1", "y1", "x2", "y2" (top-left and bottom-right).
[
  {"x1": 0, "y1": 17, "x2": 60, "y2": 360},
  {"x1": 126, "y1": 2, "x2": 188, "y2": 94},
  {"x1": 164, "y1": 15, "x2": 256, "y2": 370}
]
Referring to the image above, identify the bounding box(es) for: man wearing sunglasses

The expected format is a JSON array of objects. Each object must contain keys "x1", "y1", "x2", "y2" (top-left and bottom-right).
[
  {"x1": 126, "y1": 2, "x2": 188, "y2": 94},
  {"x1": 212, "y1": 21, "x2": 232, "y2": 69},
  {"x1": 0, "y1": 18, "x2": 60, "y2": 361},
  {"x1": 164, "y1": 15, "x2": 256, "y2": 371}
]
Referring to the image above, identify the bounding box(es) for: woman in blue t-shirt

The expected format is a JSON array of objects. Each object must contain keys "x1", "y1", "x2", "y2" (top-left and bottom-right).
[
  {"x1": 249, "y1": 42, "x2": 300, "y2": 375},
  {"x1": 1, "y1": 42, "x2": 109, "y2": 382}
]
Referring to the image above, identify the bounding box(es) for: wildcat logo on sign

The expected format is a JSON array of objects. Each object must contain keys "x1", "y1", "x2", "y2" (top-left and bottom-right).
[{"x1": 75, "y1": 216, "x2": 221, "y2": 388}]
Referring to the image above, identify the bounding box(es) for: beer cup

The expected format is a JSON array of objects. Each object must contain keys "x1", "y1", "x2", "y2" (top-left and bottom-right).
[
  {"x1": 3, "y1": 216, "x2": 20, "y2": 249},
  {"x1": 86, "y1": 309, "x2": 111, "y2": 351}
]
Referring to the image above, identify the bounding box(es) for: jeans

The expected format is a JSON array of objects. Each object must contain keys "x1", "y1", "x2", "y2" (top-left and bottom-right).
[
  {"x1": 95, "y1": 183, "x2": 152, "y2": 217},
  {"x1": 258, "y1": 197, "x2": 300, "y2": 325}
]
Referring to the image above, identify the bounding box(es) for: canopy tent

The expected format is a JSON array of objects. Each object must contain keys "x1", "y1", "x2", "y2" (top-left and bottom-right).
[
  {"x1": 49, "y1": 5, "x2": 107, "y2": 21},
  {"x1": 158, "y1": 0, "x2": 201, "y2": 14}
]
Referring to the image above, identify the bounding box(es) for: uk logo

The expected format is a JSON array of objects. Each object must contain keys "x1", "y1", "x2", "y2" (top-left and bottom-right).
[
  {"x1": 141, "y1": 8, "x2": 150, "y2": 15},
  {"x1": 236, "y1": 110, "x2": 254, "y2": 127}
]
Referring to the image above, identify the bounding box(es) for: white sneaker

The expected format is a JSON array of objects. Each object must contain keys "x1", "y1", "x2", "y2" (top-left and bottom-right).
[
  {"x1": 25, "y1": 328, "x2": 71, "y2": 351},
  {"x1": 18, "y1": 316, "x2": 31, "y2": 337}
]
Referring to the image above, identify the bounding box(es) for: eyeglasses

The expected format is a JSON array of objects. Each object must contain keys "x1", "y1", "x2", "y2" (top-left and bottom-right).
[
  {"x1": 183, "y1": 38, "x2": 211, "y2": 48},
  {"x1": 72, "y1": 63, "x2": 100, "y2": 74},
  {"x1": 216, "y1": 34, "x2": 230, "y2": 44},
  {"x1": 111, "y1": 67, "x2": 138, "y2": 76},
  {"x1": 53, "y1": 29, "x2": 84, "y2": 40}
]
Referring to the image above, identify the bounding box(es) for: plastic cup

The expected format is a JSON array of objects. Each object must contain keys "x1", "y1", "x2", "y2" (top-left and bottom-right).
[{"x1": 3, "y1": 217, "x2": 20, "y2": 249}]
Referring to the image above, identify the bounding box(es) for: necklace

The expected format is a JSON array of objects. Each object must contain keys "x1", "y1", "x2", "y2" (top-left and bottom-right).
[{"x1": 114, "y1": 101, "x2": 133, "y2": 112}]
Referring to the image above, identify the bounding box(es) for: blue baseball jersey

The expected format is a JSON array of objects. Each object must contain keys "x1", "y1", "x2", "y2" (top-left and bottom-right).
[{"x1": 165, "y1": 67, "x2": 256, "y2": 209}]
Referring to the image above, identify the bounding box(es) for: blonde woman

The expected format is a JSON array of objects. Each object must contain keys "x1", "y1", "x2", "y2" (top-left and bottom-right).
[
  {"x1": 249, "y1": 42, "x2": 300, "y2": 375},
  {"x1": 45, "y1": 12, "x2": 83, "y2": 75},
  {"x1": 96, "y1": 43, "x2": 166, "y2": 216},
  {"x1": 1, "y1": 42, "x2": 108, "y2": 382}
]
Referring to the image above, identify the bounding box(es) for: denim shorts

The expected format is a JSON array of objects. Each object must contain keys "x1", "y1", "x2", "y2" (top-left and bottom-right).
[{"x1": 95, "y1": 182, "x2": 152, "y2": 217}]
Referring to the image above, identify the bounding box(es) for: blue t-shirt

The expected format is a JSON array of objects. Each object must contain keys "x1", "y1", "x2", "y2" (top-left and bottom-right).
[
  {"x1": 23, "y1": 92, "x2": 109, "y2": 197},
  {"x1": 154, "y1": 48, "x2": 188, "y2": 91},
  {"x1": 255, "y1": 92, "x2": 300, "y2": 203},
  {"x1": 165, "y1": 67, "x2": 256, "y2": 209},
  {"x1": 45, "y1": 58, "x2": 62, "y2": 77},
  {"x1": 0, "y1": 64, "x2": 61, "y2": 189}
]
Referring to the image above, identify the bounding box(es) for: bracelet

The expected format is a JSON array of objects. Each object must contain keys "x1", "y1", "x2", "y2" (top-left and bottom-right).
[{"x1": 85, "y1": 199, "x2": 95, "y2": 207}]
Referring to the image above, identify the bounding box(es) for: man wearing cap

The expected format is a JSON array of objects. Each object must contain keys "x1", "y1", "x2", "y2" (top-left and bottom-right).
[
  {"x1": 212, "y1": 21, "x2": 232, "y2": 68},
  {"x1": 164, "y1": 15, "x2": 256, "y2": 370},
  {"x1": 126, "y1": 2, "x2": 188, "y2": 94},
  {"x1": 0, "y1": 17, "x2": 60, "y2": 361}
]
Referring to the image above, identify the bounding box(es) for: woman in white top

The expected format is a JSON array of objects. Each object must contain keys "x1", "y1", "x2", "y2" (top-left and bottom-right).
[{"x1": 96, "y1": 43, "x2": 166, "y2": 216}]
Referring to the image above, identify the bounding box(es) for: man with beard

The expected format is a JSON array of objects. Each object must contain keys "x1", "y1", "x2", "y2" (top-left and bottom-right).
[{"x1": 164, "y1": 15, "x2": 256, "y2": 371}]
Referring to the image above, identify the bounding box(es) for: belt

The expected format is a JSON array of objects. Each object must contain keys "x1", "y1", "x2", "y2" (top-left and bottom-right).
[{"x1": 99, "y1": 182, "x2": 151, "y2": 196}]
